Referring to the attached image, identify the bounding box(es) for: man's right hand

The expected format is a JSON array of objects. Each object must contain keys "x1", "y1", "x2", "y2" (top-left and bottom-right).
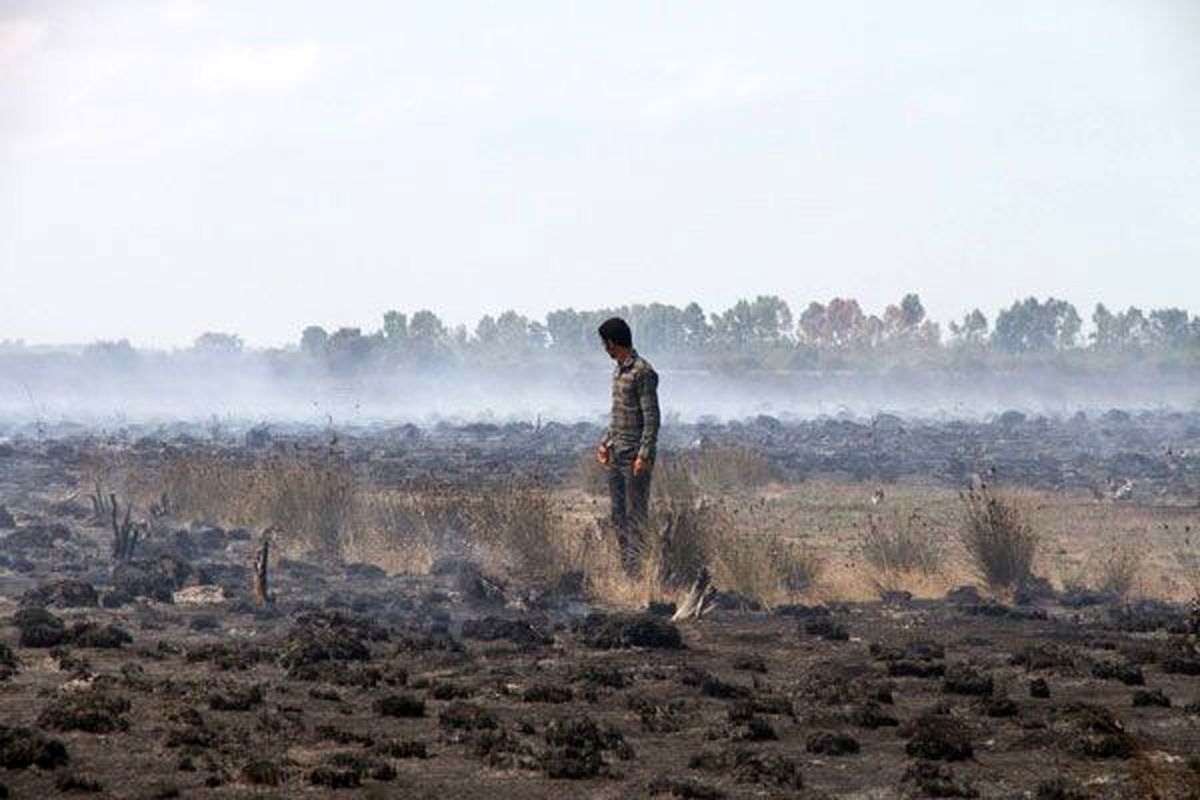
[{"x1": 595, "y1": 443, "x2": 611, "y2": 466}]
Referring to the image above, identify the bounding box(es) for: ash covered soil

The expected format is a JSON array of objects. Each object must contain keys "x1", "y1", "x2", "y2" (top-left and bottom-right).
[{"x1": 1, "y1": 416, "x2": 1200, "y2": 798}]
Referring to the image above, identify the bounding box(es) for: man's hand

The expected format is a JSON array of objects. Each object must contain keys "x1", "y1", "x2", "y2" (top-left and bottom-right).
[
  {"x1": 633, "y1": 455, "x2": 651, "y2": 476},
  {"x1": 596, "y1": 443, "x2": 611, "y2": 466}
]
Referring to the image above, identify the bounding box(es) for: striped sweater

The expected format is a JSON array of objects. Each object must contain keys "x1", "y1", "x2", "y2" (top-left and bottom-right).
[{"x1": 603, "y1": 350, "x2": 660, "y2": 462}]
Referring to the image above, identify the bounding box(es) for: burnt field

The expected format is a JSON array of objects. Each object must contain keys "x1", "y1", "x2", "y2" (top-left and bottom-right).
[
  {"x1": 1, "y1": 412, "x2": 1199, "y2": 798},
  {"x1": 6, "y1": 408, "x2": 1200, "y2": 494}
]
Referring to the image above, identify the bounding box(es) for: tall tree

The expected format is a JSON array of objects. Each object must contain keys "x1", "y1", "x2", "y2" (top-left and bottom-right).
[
  {"x1": 949, "y1": 309, "x2": 989, "y2": 344},
  {"x1": 300, "y1": 326, "x2": 329, "y2": 357},
  {"x1": 192, "y1": 332, "x2": 243, "y2": 355},
  {"x1": 382, "y1": 311, "x2": 409, "y2": 346},
  {"x1": 992, "y1": 297, "x2": 1081, "y2": 353}
]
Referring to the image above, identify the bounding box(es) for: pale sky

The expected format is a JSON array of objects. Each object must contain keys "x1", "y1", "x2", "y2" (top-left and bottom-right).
[{"x1": 2, "y1": 0, "x2": 1199, "y2": 347}]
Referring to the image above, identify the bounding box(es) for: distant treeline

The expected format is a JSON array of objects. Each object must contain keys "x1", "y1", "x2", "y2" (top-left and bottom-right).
[{"x1": 5, "y1": 294, "x2": 1199, "y2": 373}]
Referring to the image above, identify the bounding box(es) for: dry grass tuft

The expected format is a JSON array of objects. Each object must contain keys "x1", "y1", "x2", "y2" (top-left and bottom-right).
[
  {"x1": 958, "y1": 485, "x2": 1040, "y2": 594},
  {"x1": 858, "y1": 509, "x2": 945, "y2": 596},
  {"x1": 570, "y1": 450, "x2": 611, "y2": 497},
  {"x1": 459, "y1": 483, "x2": 581, "y2": 586},
  {"x1": 1094, "y1": 541, "x2": 1145, "y2": 600},
  {"x1": 711, "y1": 532, "x2": 821, "y2": 608},
  {"x1": 675, "y1": 445, "x2": 779, "y2": 495},
  {"x1": 573, "y1": 444, "x2": 778, "y2": 498},
  {"x1": 154, "y1": 454, "x2": 355, "y2": 558},
  {"x1": 646, "y1": 462, "x2": 819, "y2": 608},
  {"x1": 342, "y1": 489, "x2": 462, "y2": 574},
  {"x1": 118, "y1": 449, "x2": 815, "y2": 609}
]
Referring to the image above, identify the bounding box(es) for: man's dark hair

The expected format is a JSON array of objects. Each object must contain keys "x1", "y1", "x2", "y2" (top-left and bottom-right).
[{"x1": 598, "y1": 317, "x2": 632, "y2": 348}]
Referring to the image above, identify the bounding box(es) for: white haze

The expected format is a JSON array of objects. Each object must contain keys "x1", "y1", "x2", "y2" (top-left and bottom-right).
[{"x1": 1, "y1": 352, "x2": 1196, "y2": 434}]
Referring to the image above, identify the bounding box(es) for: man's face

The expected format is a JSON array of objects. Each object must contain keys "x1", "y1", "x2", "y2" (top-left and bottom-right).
[{"x1": 602, "y1": 338, "x2": 620, "y2": 360}]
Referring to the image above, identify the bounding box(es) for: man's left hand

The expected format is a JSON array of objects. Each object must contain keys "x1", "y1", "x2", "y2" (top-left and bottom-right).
[{"x1": 633, "y1": 456, "x2": 651, "y2": 476}]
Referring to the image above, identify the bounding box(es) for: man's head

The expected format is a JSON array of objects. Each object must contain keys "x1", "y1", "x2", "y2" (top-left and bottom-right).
[{"x1": 598, "y1": 317, "x2": 633, "y2": 361}]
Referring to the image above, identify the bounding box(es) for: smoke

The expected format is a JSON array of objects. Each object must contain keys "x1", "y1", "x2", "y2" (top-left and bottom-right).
[{"x1": 1, "y1": 346, "x2": 1196, "y2": 435}]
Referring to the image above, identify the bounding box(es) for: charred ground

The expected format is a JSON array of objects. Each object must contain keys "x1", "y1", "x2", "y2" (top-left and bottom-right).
[{"x1": 0, "y1": 412, "x2": 1199, "y2": 798}]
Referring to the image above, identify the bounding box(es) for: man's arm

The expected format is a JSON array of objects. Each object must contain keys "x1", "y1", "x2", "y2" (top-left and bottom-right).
[{"x1": 636, "y1": 369, "x2": 660, "y2": 462}]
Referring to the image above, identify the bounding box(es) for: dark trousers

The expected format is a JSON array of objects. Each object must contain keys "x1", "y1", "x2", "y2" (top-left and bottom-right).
[{"x1": 608, "y1": 458, "x2": 652, "y2": 573}]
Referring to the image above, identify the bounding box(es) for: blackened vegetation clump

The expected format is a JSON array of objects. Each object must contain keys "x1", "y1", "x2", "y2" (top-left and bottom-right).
[
  {"x1": 0, "y1": 642, "x2": 17, "y2": 682},
  {"x1": 461, "y1": 615, "x2": 552, "y2": 648},
  {"x1": 277, "y1": 610, "x2": 389, "y2": 679},
  {"x1": 38, "y1": 688, "x2": 131, "y2": 734},
  {"x1": 903, "y1": 713, "x2": 974, "y2": 761},
  {"x1": 541, "y1": 714, "x2": 634, "y2": 779},
  {"x1": 1058, "y1": 704, "x2": 1137, "y2": 759},
  {"x1": 576, "y1": 613, "x2": 684, "y2": 650},
  {"x1": 0, "y1": 726, "x2": 70, "y2": 770},
  {"x1": 11, "y1": 607, "x2": 132, "y2": 649},
  {"x1": 21, "y1": 579, "x2": 98, "y2": 609},
  {"x1": 689, "y1": 747, "x2": 804, "y2": 789}
]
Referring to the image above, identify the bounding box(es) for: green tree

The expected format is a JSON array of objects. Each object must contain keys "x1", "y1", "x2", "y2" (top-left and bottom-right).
[
  {"x1": 192, "y1": 332, "x2": 243, "y2": 355},
  {"x1": 1148, "y1": 308, "x2": 1190, "y2": 349},
  {"x1": 949, "y1": 309, "x2": 988, "y2": 345},
  {"x1": 326, "y1": 327, "x2": 372, "y2": 372},
  {"x1": 409, "y1": 310, "x2": 450, "y2": 364},
  {"x1": 681, "y1": 302, "x2": 711, "y2": 349},
  {"x1": 300, "y1": 326, "x2": 329, "y2": 357},
  {"x1": 382, "y1": 311, "x2": 409, "y2": 346},
  {"x1": 991, "y1": 297, "x2": 1081, "y2": 353}
]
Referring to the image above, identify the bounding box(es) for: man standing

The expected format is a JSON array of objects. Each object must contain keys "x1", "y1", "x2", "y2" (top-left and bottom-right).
[{"x1": 595, "y1": 317, "x2": 660, "y2": 575}]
